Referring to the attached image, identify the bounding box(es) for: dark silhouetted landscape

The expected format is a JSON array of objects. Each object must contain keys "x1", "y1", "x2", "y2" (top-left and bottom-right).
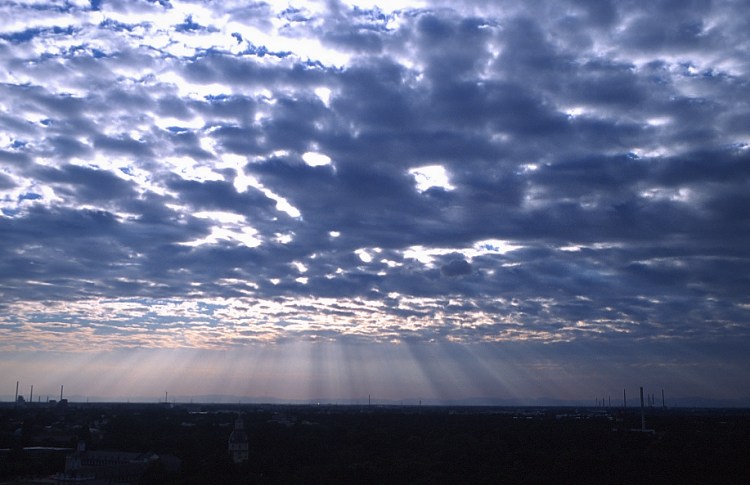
[{"x1": 2, "y1": 401, "x2": 748, "y2": 484}]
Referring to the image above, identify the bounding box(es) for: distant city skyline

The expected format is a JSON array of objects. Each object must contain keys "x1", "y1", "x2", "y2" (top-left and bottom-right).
[{"x1": 1, "y1": 1, "x2": 749, "y2": 406}]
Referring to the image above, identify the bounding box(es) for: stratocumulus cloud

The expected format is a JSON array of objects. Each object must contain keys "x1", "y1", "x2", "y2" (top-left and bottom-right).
[{"x1": 1, "y1": 0, "x2": 749, "y2": 403}]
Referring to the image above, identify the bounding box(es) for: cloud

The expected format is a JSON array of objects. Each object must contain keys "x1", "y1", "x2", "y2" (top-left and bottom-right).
[
  {"x1": 0, "y1": 0, "x2": 748, "y2": 379},
  {"x1": 441, "y1": 258, "x2": 472, "y2": 277}
]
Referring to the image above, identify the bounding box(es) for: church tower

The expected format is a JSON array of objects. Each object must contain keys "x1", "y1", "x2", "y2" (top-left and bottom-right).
[{"x1": 228, "y1": 416, "x2": 249, "y2": 464}]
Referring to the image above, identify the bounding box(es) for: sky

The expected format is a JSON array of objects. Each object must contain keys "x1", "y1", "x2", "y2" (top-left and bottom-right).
[{"x1": 1, "y1": 0, "x2": 749, "y2": 406}]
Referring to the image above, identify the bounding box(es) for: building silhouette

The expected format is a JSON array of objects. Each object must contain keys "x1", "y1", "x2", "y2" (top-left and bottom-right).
[
  {"x1": 55, "y1": 440, "x2": 180, "y2": 484},
  {"x1": 228, "y1": 416, "x2": 249, "y2": 464}
]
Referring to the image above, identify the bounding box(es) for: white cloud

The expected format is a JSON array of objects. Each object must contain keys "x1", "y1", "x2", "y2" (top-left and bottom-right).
[
  {"x1": 355, "y1": 248, "x2": 373, "y2": 263},
  {"x1": 409, "y1": 165, "x2": 454, "y2": 193},
  {"x1": 314, "y1": 87, "x2": 332, "y2": 107},
  {"x1": 302, "y1": 151, "x2": 332, "y2": 167}
]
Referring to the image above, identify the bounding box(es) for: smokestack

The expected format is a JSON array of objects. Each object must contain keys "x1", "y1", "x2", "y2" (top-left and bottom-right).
[
  {"x1": 15, "y1": 381, "x2": 19, "y2": 405},
  {"x1": 30, "y1": 385, "x2": 33, "y2": 403},
  {"x1": 640, "y1": 387, "x2": 645, "y2": 432},
  {"x1": 662, "y1": 389, "x2": 665, "y2": 409},
  {"x1": 60, "y1": 385, "x2": 63, "y2": 401},
  {"x1": 623, "y1": 388, "x2": 627, "y2": 408},
  {"x1": 368, "y1": 394, "x2": 371, "y2": 406}
]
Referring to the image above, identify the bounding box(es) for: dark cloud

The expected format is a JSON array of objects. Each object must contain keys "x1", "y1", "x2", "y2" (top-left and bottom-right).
[
  {"x1": 33, "y1": 165, "x2": 136, "y2": 203},
  {"x1": 93, "y1": 135, "x2": 154, "y2": 157},
  {"x1": 441, "y1": 258, "x2": 472, "y2": 277},
  {"x1": 0, "y1": 0, "x2": 748, "y2": 367},
  {"x1": 0, "y1": 172, "x2": 16, "y2": 189},
  {"x1": 43, "y1": 135, "x2": 92, "y2": 159},
  {"x1": 165, "y1": 176, "x2": 276, "y2": 216},
  {"x1": 320, "y1": 6, "x2": 390, "y2": 53},
  {"x1": 0, "y1": 149, "x2": 31, "y2": 166}
]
